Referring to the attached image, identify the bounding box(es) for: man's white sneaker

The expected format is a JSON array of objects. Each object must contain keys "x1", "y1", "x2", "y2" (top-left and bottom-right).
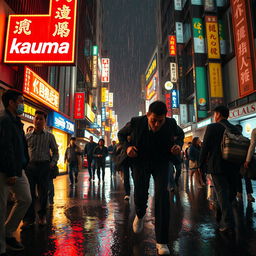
[
  {"x1": 156, "y1": 243, "x2": 170, "y2": 255},
  {"x1": 132, "y1": 215, "x2": 144, "y2": 233}
]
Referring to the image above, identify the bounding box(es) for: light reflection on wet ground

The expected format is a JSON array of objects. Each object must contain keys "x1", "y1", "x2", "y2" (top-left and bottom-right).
[{"x1": 9, "y1": 168, "x2": 256, "y2": 256}]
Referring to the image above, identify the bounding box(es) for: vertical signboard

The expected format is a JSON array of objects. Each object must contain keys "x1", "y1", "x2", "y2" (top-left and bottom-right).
[
  {"x1": 192, "y1": 18, "x2": 205, "y2": 53},
  {"x1": 92, "y1": 45, "x2": 98, "y2": 88},
  {"x1": 218, "y1": 19, "x2": 226, "y2": 55},
  {"x1": 231, "y1": 0, "x2": 255, "y2": 97},
  {"x1": 168, "y1": 36, "x2": 177, "y2": 56},
  {"x1": 171, "y1": 89, "x2": 179, "y2": 108},
  {"x1": 205, "y1": 16, "x2": 220, "y2": 59},
  {"x1": 180, "y1": 104, "x2": 188, "y2": 124},
  {"x1": 108, "y1": 92, "x2": 113, "y2": 107},
  {"x1": 74, "y1": 92, "x2": 85, "y2": 119},
  {"x1": 101, "y1": 58, "x2": 110, "y2": 83},
  {"x1": 176, "y1": 22, "x2": 184, "y2": 43},
  {"x1": 101, "y1": 87, "x2": 107, "y2": 103},
  {"x1": 4, "y1": 0, "x2": 77, "y2": 64},
  {"x1": 191, "y1": 0, "x2": 203, "y2": 4},
  {"x1": 170, "y1": 63, "x2": 177, "y2": 83},
  {"x1": 174, "y1": 0, "x2": 182, "y2": 10},
  {"x1": 209, "y1": 63, "x2": 223, "y2": 98},
  {"x1": 195, "y1": 67, "x2": 208, "y2": 118},
  {"x1": 165, "y1": 93, "x2": 172, "y2": 118},
  {"x1": 204, "y1": 0, "x2": 216, "y2": 12},
  {"x1": 101, "y1": 107, "x2": 106, "y2": 122}
]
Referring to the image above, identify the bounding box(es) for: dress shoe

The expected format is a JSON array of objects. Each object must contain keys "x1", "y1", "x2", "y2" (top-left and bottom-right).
[{"x1": 132, "y1": 215, "x2": 144, "y2": 234}]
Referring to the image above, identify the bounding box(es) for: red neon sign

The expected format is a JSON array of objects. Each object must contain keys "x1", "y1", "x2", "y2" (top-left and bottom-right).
[
  {"x1": 4, "y1": 0, "x2": 77, "y2": 64},
  {"x1": 165, "y1": 93, "x2": 172, "y2": 117},
  {"x1": 74, "y1": 92, "x2": 85, "y2": 119},
  {"x1": 101, "y1": 58, "x2": 110, "y2": 83},
  {"x1": 169, "y1": 35, "x2": 177, "y2": 56},
  {"x1": 23, "y1": 66, "x2": 59, "y2": 111}
]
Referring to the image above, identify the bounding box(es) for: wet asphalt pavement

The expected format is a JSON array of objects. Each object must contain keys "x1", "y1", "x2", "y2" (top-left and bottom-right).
[{"x1": 8, "y1": 168, "x2": 256, "y2": 256}]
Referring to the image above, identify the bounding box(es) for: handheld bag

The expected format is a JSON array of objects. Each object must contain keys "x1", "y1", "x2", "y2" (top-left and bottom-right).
[{"x1": 221, "y1": 123, "x2": 250, "y2": 164}]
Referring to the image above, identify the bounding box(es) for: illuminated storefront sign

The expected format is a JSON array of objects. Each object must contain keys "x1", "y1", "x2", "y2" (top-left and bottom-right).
[
  {"x1": 197, "y1": 118, "x2": 212, "y2": 129},
  {"x1": 171, "y1": 89, "x2": 179, "y2": 108},
  {"x1": 229, "y1": 103, "x2": 256, "y2": 120},
  {"x1": 205, "y1": 16, "x2": 220, "y2": 59},
  {"x1": 146, "y1": 72, "x2": 158, "y2": 100},
  {"x1": 4, "y1": 0, "x2": 77, "y2": 64},
  {"x1": 175, "y1": 22, "x2": 183, "y2": 43},
  {"x1": 101, "y1": 58, "x2": 110, "y2": 83},
  {"x1": 92, "y1": 54, "x2": 98, "y2": 88},
  {"x1": 165, "y1": 93, "x2": 172, "y2": 117},
  {"x1": 108, "y1": 92, "x2": 113, "y2": 107},
  {"x1": 231, "y1": 0, "x2": 255, "y2": 97},
  {"x1": 23, "y1": 66, "x2": 59, "y2": 111},
  {"x1": 192, "y1": 18, "x2": 205, "y2": 53},
  {"x1": 209, "y1": 63, "x2": 223, "y2": 98},
  {"x1": 48, "y1": 111, "x2": 74, "y2": 134},
  {"x1": 101, "y1": 87, "x2": 107, "y2": 103},
  {"x1": 170, "y1": 62, "x2": 177, "y2": 83},
  {"x1": 74, "y1": 92, "x2": 85, "y2": 119},
  {"x1": 174, "y1": 0, "x2": 182, "y2": 10},
  {"x1": 84, "y1": 130, "x2": 98, "y2": 142},
  {"x1": 85, "y1": 103, "x2": 95, "y2": 123},
  {"x1": 145, "y1": 54, "x2": 157, "y2": 84},
  {"x1": 22, "y1": 103, "x2": 36, "y2": 121},
  {"x1": 168, "y1": 35, "x2": 177, "y2": 56},
  {"x1": 165, "y1": 81, "x2": 173, "y2": 91},
  {"x1": 101, "y1": 107, "x2": 106, "y2": 122}
]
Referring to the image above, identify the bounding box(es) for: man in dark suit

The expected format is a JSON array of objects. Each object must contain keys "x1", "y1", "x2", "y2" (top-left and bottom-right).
[
  {"x1": 118, "y1": 101, "x2": 184, "y2": 255},
  {"x1": 199, "y1": 105, "x2": 240, "y2": 233}
]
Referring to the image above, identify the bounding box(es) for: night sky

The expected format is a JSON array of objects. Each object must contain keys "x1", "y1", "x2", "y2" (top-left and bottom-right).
[{"x1": 103, "y1": 0, "x2": 157, "y2": 128}]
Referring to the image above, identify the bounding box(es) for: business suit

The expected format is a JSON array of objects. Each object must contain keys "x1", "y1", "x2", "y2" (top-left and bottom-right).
[
  {"x1": 199, "y1": 119, "x2": 240, "y2": 229},
  {"x1": 118, "y1": 115, "x2": 184, "y2": 243}
]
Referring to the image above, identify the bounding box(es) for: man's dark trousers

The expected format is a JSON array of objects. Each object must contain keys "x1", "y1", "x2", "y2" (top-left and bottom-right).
[
  {"x1": 133, "y1": 161, "x2": 170, "y2": 244},
  {"x1": 87, "y1": 156, "x2": 95, "y2": 179},
  {"x1": 24, "y1": 161, "x2": 50, "y2": 221}
]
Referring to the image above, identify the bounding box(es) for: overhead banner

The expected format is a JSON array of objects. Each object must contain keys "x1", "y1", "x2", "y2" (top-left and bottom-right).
[
  {"x1": 231, "y1": 0, "x2": 255, "y2": 97},
  {"x1": 192, "y1": 18, "x2": 205, "y2": 53},
  {"x1": 205, "y1": 16, "x2": 220, "y2": 59},
  {"x1": 23, "y1": 66, "x2": 59, "y2": 111},
  {"x1": 195, "y1": 67, "x2": 208, "y2": 118},
  {"x1": 209, "y1": 63, "x2": 223, "y2": 98},
  {"x1": 101, "y1": 58, "x2": 110, "y2": 83},
  {"x1": 4, "y1": 0, "x2": 77, "y2": 64},
  {"x1": 168, "y1": 35, "x2": 177, "y2": 56},
  {"x1": 74, "y1": 92, "x2": 85, "y2": 119}
]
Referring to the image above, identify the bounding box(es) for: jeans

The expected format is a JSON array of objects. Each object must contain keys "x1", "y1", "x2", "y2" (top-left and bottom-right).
[
  {"x1": 87, "y1": 156, "x2": 95, "y2": 179},
  {"x1": 133, "y1": 161, "x2": 170, "y2": 244},
  {"x1": 0, "y1": 170, "x2": 31, "y2": 254},
  {"x1": 69, "y1": 162, "x2": 79, "y2": 184},
  {"x1": 24, "y1": 161, "x2": 50, "y2": 221}
]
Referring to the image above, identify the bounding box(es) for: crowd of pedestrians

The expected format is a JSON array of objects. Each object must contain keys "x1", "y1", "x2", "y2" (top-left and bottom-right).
[{"x1": 1, "y1": 91, "x2": 256, "y2": 256}]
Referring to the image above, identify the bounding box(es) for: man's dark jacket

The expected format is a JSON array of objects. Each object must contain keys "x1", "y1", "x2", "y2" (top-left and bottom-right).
[
  {"x1": 118, "y1": 116, "x2": 184, "y2": 164},
  {"x1": 199, "y1": 119, "x2": 240, "y2": 174},
  {"x1": 0, "y1": 110, "x2": 29, "y2": 177},
  {"x1": 84, "y1": 142, "x2": 97, "y2": 158}
]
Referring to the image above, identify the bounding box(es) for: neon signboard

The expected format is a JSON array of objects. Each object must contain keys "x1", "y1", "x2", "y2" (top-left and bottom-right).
[
  {"x1": 4, "y1": 0, "x2": 77, "y2": 64},
  {"x1": 74, "y1": 92, "x2": 85, "y2": 119},
  {"x1": 101, "y1": 58, "x2": 110, "y2": 83},
  {"x1": 23, "y1": 66, "x2": 59, "y2": 111}
]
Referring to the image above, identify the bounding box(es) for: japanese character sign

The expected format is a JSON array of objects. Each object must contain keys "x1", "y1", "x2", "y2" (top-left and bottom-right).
[
  {"x1": 24, "y1": 67, "x2": 59, "y2": 111},
  {"x1": 101, "y1": 58, "x2": 110, "y2": 83},
  {"x1": 205, "y1": 16, "x2": 220, "y2": 59},
  {"x1": 230, "y1": 0, "x2": 255, "y2": 97},
  {"x1": 192, "y1": 18, "x2": 205, "y2": 53},
  {"x1": 5, "y1": 0, "x2": 77, "y2": 63},
  {"x1": 74, "y1": 92, "x2": 85, "y2": 119},
  {"x1": 168, "y1": 36, "x2": 177, "y2": 56}
]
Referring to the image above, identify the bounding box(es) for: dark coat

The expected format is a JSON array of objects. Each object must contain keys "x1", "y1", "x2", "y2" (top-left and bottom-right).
[
  {"x1": 199, "y1": 119, "x2": 240, "y2": 174},
  {"x1": 118, "y1": 115, "x2": 184, "y2": 165},
  {"x1": 189, "y1": 144, "x2": 201, "y2": 162},
  {"x1": 93, "y1": 146, "x2": 108, "y2": 163},
  {"x1": 0, "y1": 110, "x2": 29, "y2": 177}
]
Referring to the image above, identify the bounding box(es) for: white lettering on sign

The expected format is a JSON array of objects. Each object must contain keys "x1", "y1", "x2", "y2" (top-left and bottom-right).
[
  {"x1": 10, "y1": 38, "x2": 69, "y2": 54},
  {"x1": 66, "y1": 121, "x2": 74, "y2": 132},
  {"x1": 55, "y1": 117, "x2": 66, "y2": 129},
  {"x1": 229, "y1": 103, "x2": 256, "y2": 119}
]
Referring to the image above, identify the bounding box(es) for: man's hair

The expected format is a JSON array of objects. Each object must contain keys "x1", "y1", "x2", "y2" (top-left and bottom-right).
[
  {"x1": 35, "y1": 110, "x2": 47, "y2": 120},
  {"x1": 2, "y1": 90, "x2": 22, "y2": 109},
  {"x1": 70, "y1": 137, "x2": 76, "y2": 141},
  {"x1": 148, "y1": 101, "x2": 167, "y2": 116},
  {"x1": 192, "y1": 137, "x2": 199, "y2": 146},
  {"x1": 99, "y1": 138, "x2": 105, "y2": 144},
  {"x1": 213, "y1": 105, "x2": 229, "y2": 119}
]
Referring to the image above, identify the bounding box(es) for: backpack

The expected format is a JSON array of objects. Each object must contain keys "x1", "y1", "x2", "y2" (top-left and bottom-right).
[{"x1": 220, "y1": 122, "x2": 250, "y2": 164}]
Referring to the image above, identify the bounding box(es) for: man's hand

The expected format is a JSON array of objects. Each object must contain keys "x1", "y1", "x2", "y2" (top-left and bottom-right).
[
  {"x1": 126, "y1": 146, "x2": 138, "y2": 158},
  {"x1": 6, "y1": 176, "x2": 16, "y2": 186},
  {"x1": 170, "y1": 145, "x2": 181, "y2": 155},
  {"x1": 244, "y1": 161, "x2": 250, "y2": 169}
]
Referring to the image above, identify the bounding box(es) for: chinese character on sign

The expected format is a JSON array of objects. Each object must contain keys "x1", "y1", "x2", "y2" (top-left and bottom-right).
[
  {"x1": 234, "y1": 3, "x2": 243, "y2": 19},
  {"x1": 55, "y1": 5, "x2": 71, "y2": 19},
  {"x1": 240, "y1": 56, "x2": 248, "y2": 70},
  {"x1": 238, "y1": 41, "x2": 247, "y2": 56},
  {"x1": 14, "y1": 19, "x2": 32, "y2": 35},
  {"x1": 237, "y1": 25, "x2": 246, "y2": 42},
  {"x1": 241, "y1": 69, "x2": 250, "y2": 84},
  {"x1": 52, "y1": 21, "x2": 70, "y2": 37}
]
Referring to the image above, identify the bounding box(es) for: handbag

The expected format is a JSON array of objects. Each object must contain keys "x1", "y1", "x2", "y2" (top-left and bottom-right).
[{"x1": 240, "y1": 155, "x2": 256, "y2": 180}]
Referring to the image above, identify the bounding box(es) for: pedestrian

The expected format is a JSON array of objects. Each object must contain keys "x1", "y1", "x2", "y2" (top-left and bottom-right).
[
  {"x1": 239, "y1": 126, "x2": 256, "y2": 202},
  {"x1": 0, "y1": 90, "x2": 31, "y2": 254},
  {"x1": 108, "y1": 140, "x2": 117, "y2": 176},
  {"x1": 122, "y1": 135, "x2": 134, "y2": 200},
  {"x1": 84, "y1": 136, "x2": 97, "y2": 181},
  {"x1": 199, "y1": 105, "x2": 241, "y2": 233},
  {"x1": 118, "y1": 101, "x2": 184, "y2": 255},
  {"x1": 184, "y1": 142, "x2": 192, "y2": 171},
  {"x1": 189, "y1": 137, "x2": 204, "y2": 188},
  {"x1": 93, "y1": 139, "x2": 108, "y2": 182},
  {"x1": 65, "y1": 137, "x2": 82, "y2": 186},
  {"x1": 21, "y1": 110, "x2": 59, "y2": 228}
]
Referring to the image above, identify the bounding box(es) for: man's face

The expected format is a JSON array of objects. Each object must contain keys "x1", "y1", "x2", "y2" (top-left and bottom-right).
[
  {"x1": 70, "y1": 140, "x2": 75, "y2": 146},
  {"x1": 9, "y1": 95, "x2": 24, "y2": 115},
  {"x1": 99, "y1": 140, "x2": 104, "y2": 146},
  {"x1": 89, "y1": 136, "x2": 93, "y2": 143},
  {"x1": 33, "y1": 114, "x2": 46, "y2": 131},
  {"x1": 112, "y1": 141, "x2": 116, "y2": 145},
  {"x1": 147, "y1": 112, "x2": 166, "y2": 132}
]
